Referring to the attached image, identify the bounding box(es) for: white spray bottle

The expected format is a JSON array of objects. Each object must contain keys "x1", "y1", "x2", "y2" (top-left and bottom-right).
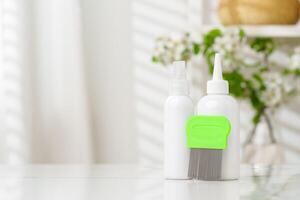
[
  {"x1": 197, "y1": 53, "x2": 240, "y2": 180},
  {"x1": 164, "y1": 61, "x2": 194, "y2": 179}
]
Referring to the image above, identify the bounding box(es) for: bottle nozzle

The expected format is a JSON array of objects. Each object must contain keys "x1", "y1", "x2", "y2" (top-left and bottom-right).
[
  {"x1": 213, "y1": 53, "x2": 223, "y2": 80},
  {"x1": 207, "y1": 53, "x2": 229, "y2": 94}
]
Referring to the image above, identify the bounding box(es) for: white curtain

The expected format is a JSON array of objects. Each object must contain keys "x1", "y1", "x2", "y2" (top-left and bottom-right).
[
  {"x1": 32, "y1": 0, "x2": 93, "y2": 163},
  {"x1": 0, "y1": 0, "x2": 94, "y2": 163}
]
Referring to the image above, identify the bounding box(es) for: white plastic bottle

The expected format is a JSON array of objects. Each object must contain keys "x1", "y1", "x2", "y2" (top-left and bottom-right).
[
  {"x1": 197, "y1": 54, "x2": 240, "y2": 180},
  {"x1": 164, "y1": 61, "x2": 194, "y2": 179}
]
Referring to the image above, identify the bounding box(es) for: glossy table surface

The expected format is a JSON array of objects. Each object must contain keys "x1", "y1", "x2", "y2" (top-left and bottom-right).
[{"x1": 0, "y1": 164, "x2": 299, "y2": 200}]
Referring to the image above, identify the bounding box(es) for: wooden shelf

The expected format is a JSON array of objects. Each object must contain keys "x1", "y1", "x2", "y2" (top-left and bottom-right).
[{"x1": 201, "y1": 25, "x2": 300, "y2": 38}]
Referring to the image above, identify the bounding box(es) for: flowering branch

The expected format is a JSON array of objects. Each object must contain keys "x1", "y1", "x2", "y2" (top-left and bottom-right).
[{"x1": 152, "y1": 28, "x2": 300, "y2": 125}]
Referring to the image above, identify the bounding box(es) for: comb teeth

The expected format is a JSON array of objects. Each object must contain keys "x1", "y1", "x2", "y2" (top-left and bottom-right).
[{"x1": 188, "y1": 149, "x2": 222, "y2": 181}]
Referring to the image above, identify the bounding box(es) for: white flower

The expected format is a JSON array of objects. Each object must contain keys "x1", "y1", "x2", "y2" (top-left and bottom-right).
[
  {"x1": 222, "y1": 58, "x2": 234, "y2": 72},
  {"x1": 212, "y1": 29, "x2": 264, "y2": 73},
  {"x1": 213, "y1": 29, "x2": 241, "y2": 54},
  {"x1": 289, "y1": 46, "x2": 300, "y2": 70},
  {"x1": 261, "y1": 72, "x2": 283, "y2": 107},
  {"x1": 290, "y1": 54, "x2": 300, "y2": 70},
  {"x1": 283, "y1": 78, "x2": 294, "y2": 94},
  {"x1": 261, "y1": 72, "x2": 297, "y2": 108},
  {"x1": 213, "y1": 30, "x2": 244, "y2": 72},
  {"x1": 235, "y1": 45, "x2": 263, "y2": 65}
]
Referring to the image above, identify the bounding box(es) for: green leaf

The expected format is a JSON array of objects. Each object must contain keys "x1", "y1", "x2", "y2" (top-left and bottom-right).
[
  {"x1": 250, "y1": 37, "x2": 275, "y2": 55},
  {"x1": 203, "y1": 29, "x2": 222, "y2": 50},
  {"x1": 252, "y1": 111, "x2": 262, "y2": 124},
  {"x1": 193, "y1": 43, "x2": 201, "y2": 54},
  {"x1": 223, "y1": 71, "x2": 246, "y2": 97},
  {"x1": 205, "y1": 50, "x2": 216, "y2": 73},
  {"x1": 282, "y1": 68, "x2": 290, "y2": 75},
  {"x1": 181, "y1": 48, "x2": 191, "y2": 61},
  {"x1": 152, "y1": 56, "x2": 159, "y2": 63},
  {"x1": 252, "y1": 73, "x2": 266, "y2": 91},
  {"x1": 249, "y1": 89, "x2": 265, "y2": 110},
  {"x1": 282, "y1": 68, "x2": 300, "y2": 77},
  {"x1": 239, "y1": 28, "x2": 246, "y2": 39}
]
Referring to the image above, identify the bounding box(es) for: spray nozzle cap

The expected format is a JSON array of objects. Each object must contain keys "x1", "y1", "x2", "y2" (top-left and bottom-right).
[
  {"x1": 207, "y1": 53, "x2": 229, "y2": 94},
  {"x1": 171, "y1": 61, "x2": 186, "y2": 79},
  {"x1": 170, "y1": 61, "x2": 189, "y2": 95}
]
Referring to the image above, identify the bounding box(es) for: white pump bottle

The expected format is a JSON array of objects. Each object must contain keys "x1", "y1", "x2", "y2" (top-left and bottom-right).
[
  {"x1": 164, "y1": 61, "x2": 194, "y2": 179},
  {"x1": 197, "y1": 54, "x2": 240, "y2": 180}
]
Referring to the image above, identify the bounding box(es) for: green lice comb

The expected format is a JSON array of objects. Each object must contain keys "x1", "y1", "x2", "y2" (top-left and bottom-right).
[
  {"x1": 186, "y1": 115, "x2": 231, "y2": 180},
  {"x1": 186, "y1": 115, "x2": 231, "y2": 149}
]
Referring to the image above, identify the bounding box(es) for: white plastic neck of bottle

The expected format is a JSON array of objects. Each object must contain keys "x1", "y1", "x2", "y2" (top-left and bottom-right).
[{"x1": 170, "y1": 79, "x2": 189, "y2": 96}]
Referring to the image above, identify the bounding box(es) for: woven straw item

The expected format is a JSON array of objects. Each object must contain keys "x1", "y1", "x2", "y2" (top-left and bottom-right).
[{"x1": 218, "y1": 0, "x2": 300, "y2": 25}]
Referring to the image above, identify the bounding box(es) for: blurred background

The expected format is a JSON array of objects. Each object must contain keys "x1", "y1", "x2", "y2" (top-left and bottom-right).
[{"x1": 0, "y1": 0, "x2": 299, "y2": 165}]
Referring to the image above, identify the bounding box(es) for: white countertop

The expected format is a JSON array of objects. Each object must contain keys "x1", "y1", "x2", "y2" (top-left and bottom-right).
[{"x1": 0, "y1": 164, "x2": 299, "y2": 200}]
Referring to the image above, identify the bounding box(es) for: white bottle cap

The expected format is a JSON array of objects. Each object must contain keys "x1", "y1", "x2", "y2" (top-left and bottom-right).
[
  {"x1": 207, "y1": 53, "x2": 229, "y2": 94},
  {"x1": 170, "y1": 61, "x2": 189, "y2": 95}
]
